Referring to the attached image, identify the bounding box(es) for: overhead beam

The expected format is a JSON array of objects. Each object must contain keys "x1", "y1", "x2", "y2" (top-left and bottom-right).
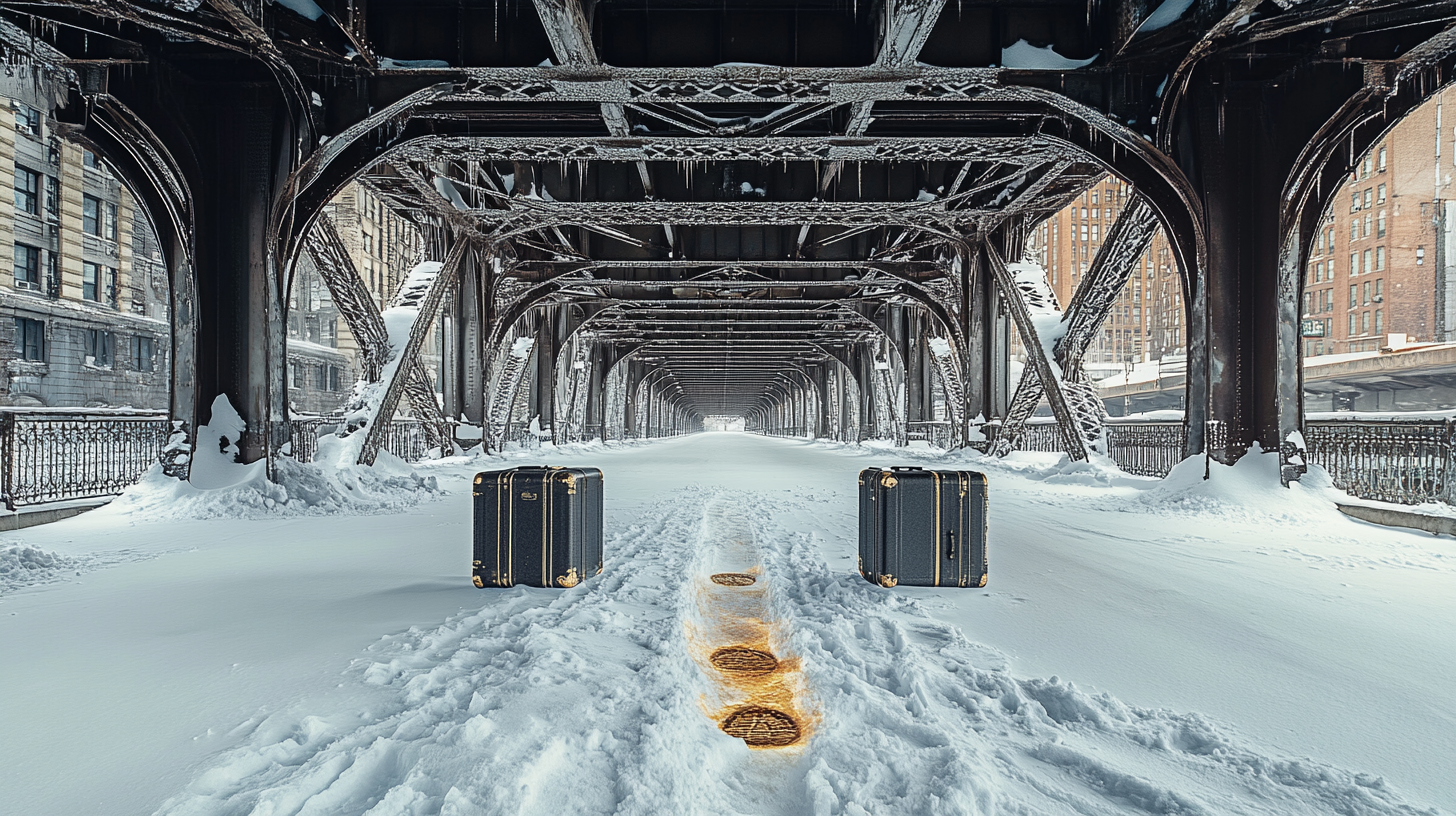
[{"x1": 388, "y1": 135, "x2": 1067, "y2": 165}]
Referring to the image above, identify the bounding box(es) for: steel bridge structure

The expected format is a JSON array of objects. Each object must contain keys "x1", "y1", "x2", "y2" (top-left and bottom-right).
[{"x1": 5, "y1": 0, "x2": 1456, "y2": 484}]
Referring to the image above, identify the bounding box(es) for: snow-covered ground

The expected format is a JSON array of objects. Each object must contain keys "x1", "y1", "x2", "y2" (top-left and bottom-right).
[{"x1": 1, "y1": 433, "x2": 1452, "y2": 815}]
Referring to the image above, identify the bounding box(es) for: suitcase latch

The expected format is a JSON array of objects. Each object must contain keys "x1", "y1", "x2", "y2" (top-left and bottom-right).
[
  {"x1": 521, "y1": 491, "x2": 539, "y2": 500},
  {"x1": 558, "y1": 472, "x2": 577, "y2": 493},
  {"x1": 879, "y1": 473, "x2": 898, "y2": 488}
]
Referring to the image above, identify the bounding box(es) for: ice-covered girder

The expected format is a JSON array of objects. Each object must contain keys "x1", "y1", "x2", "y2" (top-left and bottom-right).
[
  {"x1": 995, "y1": 197, "x2": 1160, "y2": 456},
  {"x1": 1058, "y1": 197, "x2": 1161, "y2": 371},
  {"x1": 874, "y1": 0, "x2": 951, "y2": 68},
  {"x1": 796, "y1": 0, "x2": 948, "y2": 257},
  {"x1": 983, "y1": 245, "x2": 1087, "y2": 462},
  {"x1": 530, "y1": 0, "x2": 669, "y2": 244},
  {"x1": 388, "y1": 136, "x2": 1060, "y2": 165},
  {"x1": 486, "y1": 333, "x2": 536, "y2": 451},
  {"x1": 342, "y1": 240, "x2": 469, "y2": 466},
  {"x1": 303, "y1": 213, "x2": 449, "y2": 449},
  {"x1": 474, "y1": 199, "x2": 976, "y2": 241}
]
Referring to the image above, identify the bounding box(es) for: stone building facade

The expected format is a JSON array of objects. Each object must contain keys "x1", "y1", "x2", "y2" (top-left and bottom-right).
[
  {"x1": 0, "y1": 73, "x2": 170, "y2": 409},
  {"x1": 1300, "y1": 86, "x2": 1456, "y2": 357},
  {"x1": 1026, "y1": 177, "x2": 1186, "y2": 380}
]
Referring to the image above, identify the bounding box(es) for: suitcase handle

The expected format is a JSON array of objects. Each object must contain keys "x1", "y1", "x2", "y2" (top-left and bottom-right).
[
  {"x1": 891, "y1": 466, "x2": 923, "y2": 471},
  {"x1": 946, "y1": 529, "x2": 956, "y2": 560}
]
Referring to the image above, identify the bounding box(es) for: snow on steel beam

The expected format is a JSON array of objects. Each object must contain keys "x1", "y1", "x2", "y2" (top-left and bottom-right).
[
  {"x1": 345, "y1": 239, "x2": 470, "y2": 466},
  {"x1": 995, "y1": 197, "x2": 1158, "y2": 456},
  {"x1": 388, "y1": 135, "x2": 1061, "y2": 165},
  {"x1": 303, "y1": 213, "x2": 450, "y2": 448},
  {"x1": 982, "y1": 244, "x2": 1087, "y2": 462}
]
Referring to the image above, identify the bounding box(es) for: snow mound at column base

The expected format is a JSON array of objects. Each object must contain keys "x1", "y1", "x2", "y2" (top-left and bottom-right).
[{"x1": 99, "y1": 441, "x2": 440, "y2": 522}]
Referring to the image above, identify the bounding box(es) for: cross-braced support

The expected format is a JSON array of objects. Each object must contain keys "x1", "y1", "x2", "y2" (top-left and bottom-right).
[
  {"x1": 995, "y1": 197, "x2": 1160, "y2": 456},
  {"x1": 303, "y1": 213, "x2": 452, "y2": 451},
  {"x1": 342, "y1": 239, "x2": 470, "y2": 465}
]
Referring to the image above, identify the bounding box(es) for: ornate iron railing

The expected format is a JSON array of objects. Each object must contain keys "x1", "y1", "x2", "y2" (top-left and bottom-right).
[
  {"x1": 974, "y1": 418, "x2": 1224, "y2": 479},
  {"x1": 1103, "y1": 420, "x2": 1189, "y2": 477},
  {"x1": 1304, "y1": 418, "x2": 1456, "y2": 505},
  {"x1": 0, "y1": 409, "x2": 170, "y2": 509}
]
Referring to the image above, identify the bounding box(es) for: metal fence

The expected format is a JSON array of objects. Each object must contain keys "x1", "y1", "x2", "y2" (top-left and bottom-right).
[
  {"x1": 1304, "y1": 418, "x2": 1455, "y2": 505},
  {"x1": 976, "y1": 418, "x2": 1225, "y2": 479},
  {"x1": 0, "y1": 409, "x2": 171, "y2": 509},
  {"x1": 5, "y1": 407, "x2": 1454, "y2": 510}
]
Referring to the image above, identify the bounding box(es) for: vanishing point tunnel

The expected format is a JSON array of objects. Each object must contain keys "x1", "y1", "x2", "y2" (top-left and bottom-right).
[{"x1": 7, "y1": 0, "x2": 1456, "y2": 484}]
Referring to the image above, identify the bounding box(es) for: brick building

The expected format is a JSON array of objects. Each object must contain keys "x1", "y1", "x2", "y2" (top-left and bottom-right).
[
  {"x1": 1026, "y1": 176, "x2": 1186, "y2": 380},
  {"x1": 1301, "y1": 86, "x2": 1456, "y2": 357}
]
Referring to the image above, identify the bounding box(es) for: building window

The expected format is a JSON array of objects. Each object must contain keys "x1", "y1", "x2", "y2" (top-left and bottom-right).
[
  {"x1": 1363, "y1": 249, "x2": 1372, "y2": 274},
  {"x1": 1377, "y1": 211, "x2": 1386, "y2": 238},
  {"x1": 290, "y1": 362, "x2": 304, "y2": 388},
  {"x1": 1361, "y1": 311, "x2": 1371, "y2": 334},
  {"x1": 1362, "y1": 156, "x2": 1373, "y2": 177},
  {"x1": 1377, "y1": 183, "x2": 1386, "y2": 204},
  {"x1": 1363, "y1": 281, "x2": 1371, "y2": 305},
  {"x1": 328, "y1": 365, "x2": 341, "y2": 391},
  {"x1": 83, "y1": 262, "x2": 100, "y2": 301},
  {"x1": 1351, "y1": 191, "x2": 1360, "y2": 212},
  {"x1": 13, "y1": 317, "x2": 44, "y2": 361},
  {"x1": 1091, "y1": 191, "x2": 1099, "y2": 205},
  {"x1": 84, "y1": 329, "x2": 113, "y2": 367},
  {"x1": 314, "y1": 364, "x2": 327, "y2": 390},
  {"x1": 44, "y1": 175, "x2": 58, "y2": 219},
  {"x1": 14, "y1": 165, "x2": 38, "y2": 215},
  {"x1": 1349, "y1": 285, "x2": 1357, "y2": 308},
  {"x1": 1363, "y1": 214, "x2": 1372, "y2": 237},
  {"x1": 130, "y1": 335, "x2": 154, "y2": 372},
  {"x1": 105, "y1": 201, "x2": 118, "y2": 241},
  {"x1": 1350, "y1": 253, "x2": 1358, "y2": 275},
  {"x1": 1350, "y1": 220, "x2": 1358, "y2": 241},
  {"x1": 1091, "y1": 224, "x2": 1099, "y2": 242},
  {"x1": 1376, "y1": 246, "x2": 1385, "y2": 271},
  {"x1": 1378, "y1": 146, "x2": 1387, "y2": 171},
  {"x1": 14, "y1": 244, "x2": 40, "y2": 289},
  {"x1": 83, "y1": 195, "x2": 101, "y2": 235},
  {"x1": 13, "y1": 104, "x2": 41, "y2": 136},
  {"x1": 1375, "y1": 278, "x2": 1384, "y2": 300},
  {"x1": 83, "y1": 150, "x2": 102, "y2": 170},
  {"x1": 1328, "y1": 228, "x2": 1335, "y2": 254},
  {"x1": 1375, "y1": 310, "x2": 1383, "y2": 335},
  {"x1": 1349, "y1": 313, "x2": 1356, "y2": 335}
]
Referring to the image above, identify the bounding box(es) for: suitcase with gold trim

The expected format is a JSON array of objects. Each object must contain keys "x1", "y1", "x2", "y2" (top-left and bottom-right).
[
  {"x1": 858, "y1": 466, "x2": 987, "y2": 588},
  {"x1": 472, "y1": 466, "x2": 603, "y2": 588}
]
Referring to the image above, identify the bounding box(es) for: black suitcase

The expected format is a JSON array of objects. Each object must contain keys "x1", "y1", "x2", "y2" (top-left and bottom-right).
[
  {"x1": 472, "y1": 466, "x2": 603, "y2": 588},
  {"x1": 859, "y1": 466, "x2": 987, "y2": 588}
]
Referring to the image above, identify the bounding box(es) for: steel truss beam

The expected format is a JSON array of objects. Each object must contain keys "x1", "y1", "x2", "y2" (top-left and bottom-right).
[
  {"x1": 303, "y1": 213, "x2": 450, "y2": 449},
  {"x1": 982, "y1": 243, "x2": 1087, "y2": 462},
  {"x1": 351, "y1": 239, "x2": 470, "y2": 465},
  {"x1": 469, "y1": 199, "x2": 978, "y2": 239},
  {"x1": 387, "y1": 136, "x2": 1065, "y2": 165},
  {"x1": 995, "y1": 197, "x2": 1161, "y2": 455}
]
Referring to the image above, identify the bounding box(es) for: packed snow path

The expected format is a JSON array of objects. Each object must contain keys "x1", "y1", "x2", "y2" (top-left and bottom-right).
[{"x1": 0, "y1": 434, "x2": 1452, "y2": 815}]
